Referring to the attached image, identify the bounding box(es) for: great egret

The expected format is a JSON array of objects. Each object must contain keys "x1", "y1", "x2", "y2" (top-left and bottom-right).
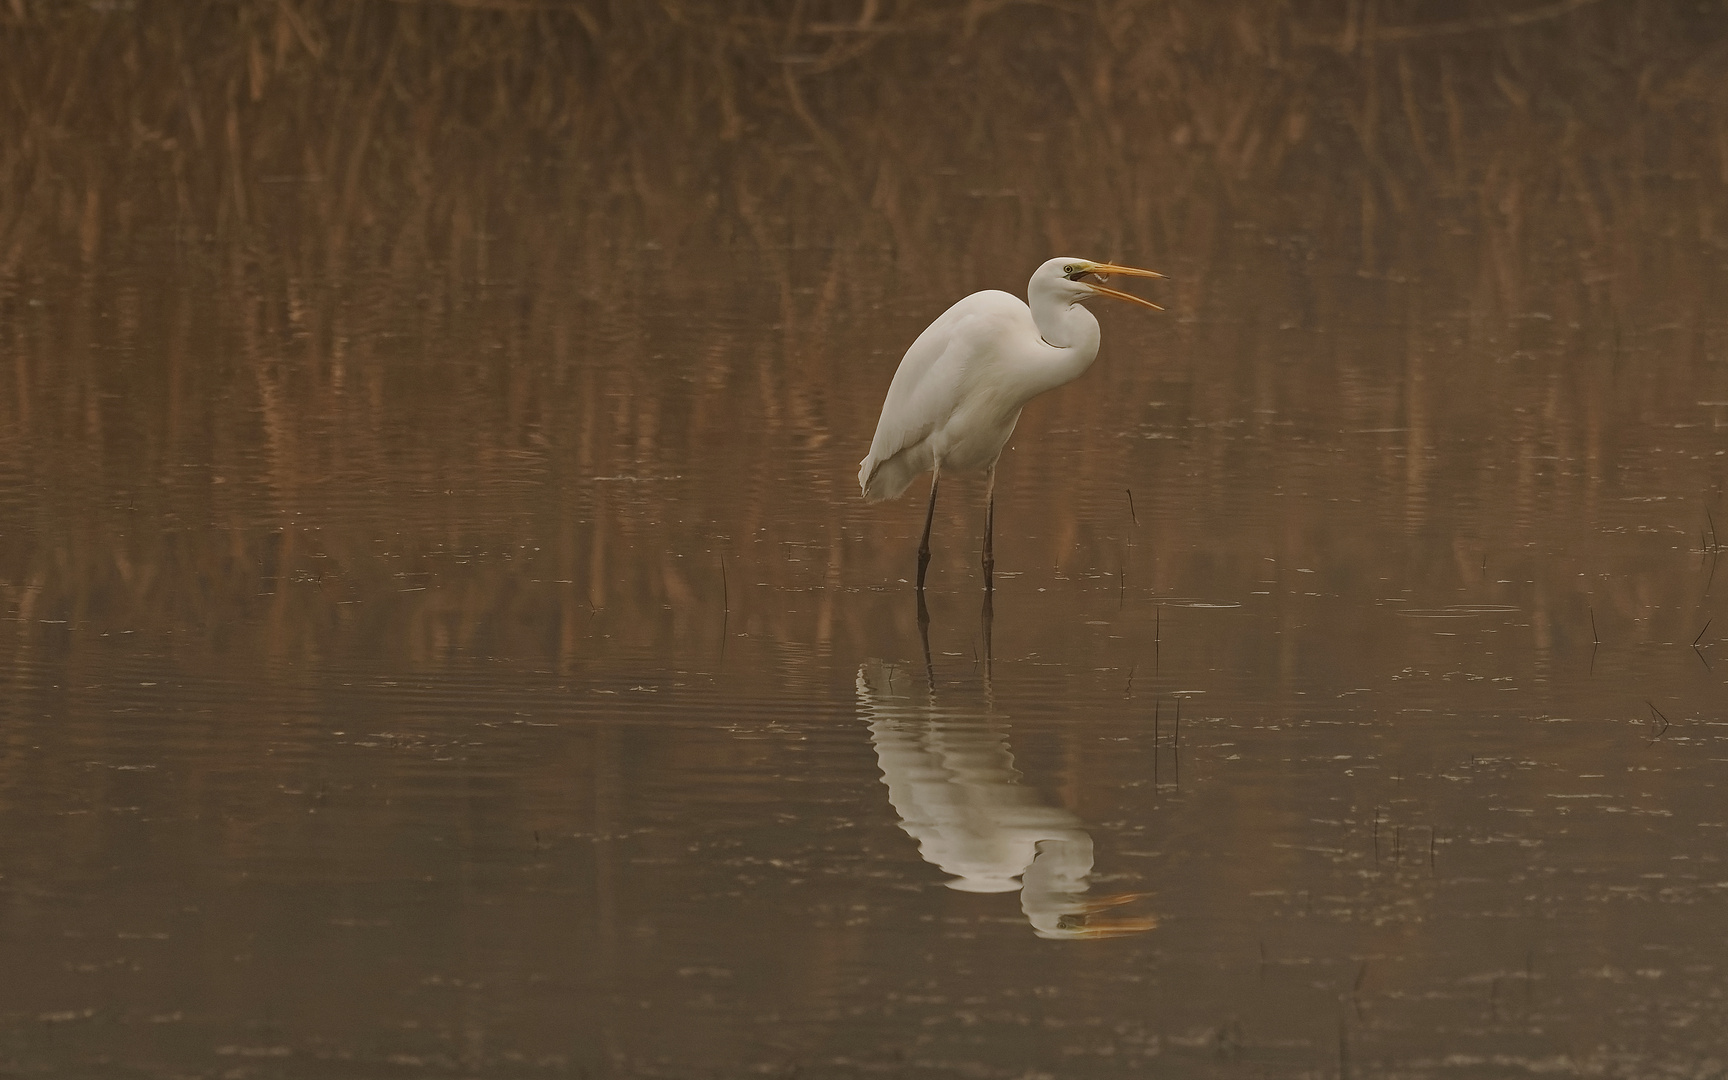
[{"x1": 857, "y1": 257, "x2": 1163, "y2": 591}]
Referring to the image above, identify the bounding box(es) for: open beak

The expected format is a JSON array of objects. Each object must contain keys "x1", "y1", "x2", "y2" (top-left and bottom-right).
[
  {"x1": 1042, "y1": 912, "x2": 1161, "y2": 940},
  {"x1": 1065, "y1": 915, "x2": 1162, "y2": 939},
  {"x1": 1084, "y1": 263, "x2": 1164, "y2": 311},
  {"x1": 1073, "y1": 890, "x2": 1154, "y2": 914},
  {"x1": 1039, "y1": 891, "x2": 1160, "y2": 939}
]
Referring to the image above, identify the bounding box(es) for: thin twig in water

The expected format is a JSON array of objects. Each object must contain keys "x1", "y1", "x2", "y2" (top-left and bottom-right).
[
  {"x1": 1589, "y1": 606, "x2": 1599, "y2": 644},
  {"x1": 1647, "y1": 700, "x2": 1670, "y2": 743},
  {"x1": 1126, "y1": 488, "x2": 1137, "y2": 526},
  {"x1": 1172, "y1": 699, "x2": 1181, "y2": 786},
  {"x1": 1152, "y1": 699, "x2": 1160, "y2": 788},
  {"x1": 1693, "y1": 618, "x2": 1712, "y2": 647},
  {"x1": 719, "y1": 555, "x2": 730, "y2": 663},
  {"x1": 1338, "y1": 1015, "x2": 1350, "y2": 1080}
]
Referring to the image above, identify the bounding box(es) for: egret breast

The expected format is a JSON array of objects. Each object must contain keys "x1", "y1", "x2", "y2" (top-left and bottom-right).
[{"x1": 934, "y1": 394, "x2": 1022, "y2": 475}]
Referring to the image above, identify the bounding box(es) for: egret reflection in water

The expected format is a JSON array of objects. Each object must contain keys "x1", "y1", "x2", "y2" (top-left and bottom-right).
[{"x1": 856, "y1": 660, "x2": 1156, "y2": 940}]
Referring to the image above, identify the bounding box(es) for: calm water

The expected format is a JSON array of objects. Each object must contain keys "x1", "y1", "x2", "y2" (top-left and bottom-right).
[{"x1": 4, "y1": 4, "x2": 1728, "y2": 1078}]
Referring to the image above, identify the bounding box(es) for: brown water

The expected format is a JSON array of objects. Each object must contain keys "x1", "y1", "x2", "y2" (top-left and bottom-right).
[{"x1": 4, "y1": 3, "x2": 1728, "y2": 1077}]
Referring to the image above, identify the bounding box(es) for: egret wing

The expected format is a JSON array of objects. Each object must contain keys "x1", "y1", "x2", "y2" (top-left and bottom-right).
[{"x1": 857, "y1": 293, "x2": 1021, "y2": 502}]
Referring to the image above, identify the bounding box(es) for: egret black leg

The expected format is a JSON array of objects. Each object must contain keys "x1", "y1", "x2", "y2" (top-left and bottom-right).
[
  {"x1": 980, "y1": 588, "x2": 993, "y2": 673},
  {"x1": 917, "y1": 468, "x2": 940, "y2": 591},
  {"x1": 917, "y1": 590, "x2": 935, "y2": 690},
  {"x1": 981, "y1": 467, "x2": 996, "y2": 592}
]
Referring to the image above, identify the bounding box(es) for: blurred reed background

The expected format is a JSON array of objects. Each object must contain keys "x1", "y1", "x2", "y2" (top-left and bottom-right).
[
  {"x1": 3, "y1": 0, "x2": 1724, "y2": 275},
  {"x1": 1, "y1": 0, "x2": 1726, "y2": 671}
]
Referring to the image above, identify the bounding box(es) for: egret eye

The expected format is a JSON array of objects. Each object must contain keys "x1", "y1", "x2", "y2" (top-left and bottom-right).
[{"x1": 1063, "y1": 264, "x2": 1085, "y2": 280}]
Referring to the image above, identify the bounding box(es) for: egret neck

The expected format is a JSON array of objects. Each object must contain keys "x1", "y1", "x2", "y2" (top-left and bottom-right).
[{"x1": 1024, "y1": 278, "x2": 1103, "y2": 399}]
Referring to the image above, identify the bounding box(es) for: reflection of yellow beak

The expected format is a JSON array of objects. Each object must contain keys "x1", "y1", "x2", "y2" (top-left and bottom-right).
[
  {"x1": 1049, "y1": 891, "x2": 1160, "y2": 939},
  {"x1": 1084, "y1": 263, "x2": 1164, "y2": 311},
  {"x1": 1065, "y1": 915, "x2": 1162, "y2": 939}
]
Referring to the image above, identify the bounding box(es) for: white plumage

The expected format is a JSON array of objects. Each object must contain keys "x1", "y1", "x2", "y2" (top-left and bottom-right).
[{"x1": 858, "y1": 257, "x2": 1163, "y2": 590}]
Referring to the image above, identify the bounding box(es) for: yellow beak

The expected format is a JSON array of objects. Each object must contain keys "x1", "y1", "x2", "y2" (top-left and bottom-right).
[
  {"x1": 1052, "y1": 891, "x2": 1160, "y2": 938},
  {"x1": 1084, "y1": 263, "x2": 1164, "y2": 311},
  {"x1": 1088, "y1": 262, "x2": 1165, "y2": 279},
  {"x1": 1065, "y1": 914, "x2": 1162, "y2": 939}
]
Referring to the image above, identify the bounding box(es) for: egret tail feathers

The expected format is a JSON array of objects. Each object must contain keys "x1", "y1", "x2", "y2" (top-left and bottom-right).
[{"x1": 858, "y1": 452, "x2": 921, "y2": 503}]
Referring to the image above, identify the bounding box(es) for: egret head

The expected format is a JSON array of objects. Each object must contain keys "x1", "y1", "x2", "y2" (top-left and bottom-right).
[{"x1": 1038, "y1": 257, "x2": 1165, "y2": 310}]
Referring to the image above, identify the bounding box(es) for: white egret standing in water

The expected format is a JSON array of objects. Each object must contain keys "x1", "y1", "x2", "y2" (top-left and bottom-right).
[{"x1": 858, "y1": 257, "x2": 1163, "y2": 591}]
